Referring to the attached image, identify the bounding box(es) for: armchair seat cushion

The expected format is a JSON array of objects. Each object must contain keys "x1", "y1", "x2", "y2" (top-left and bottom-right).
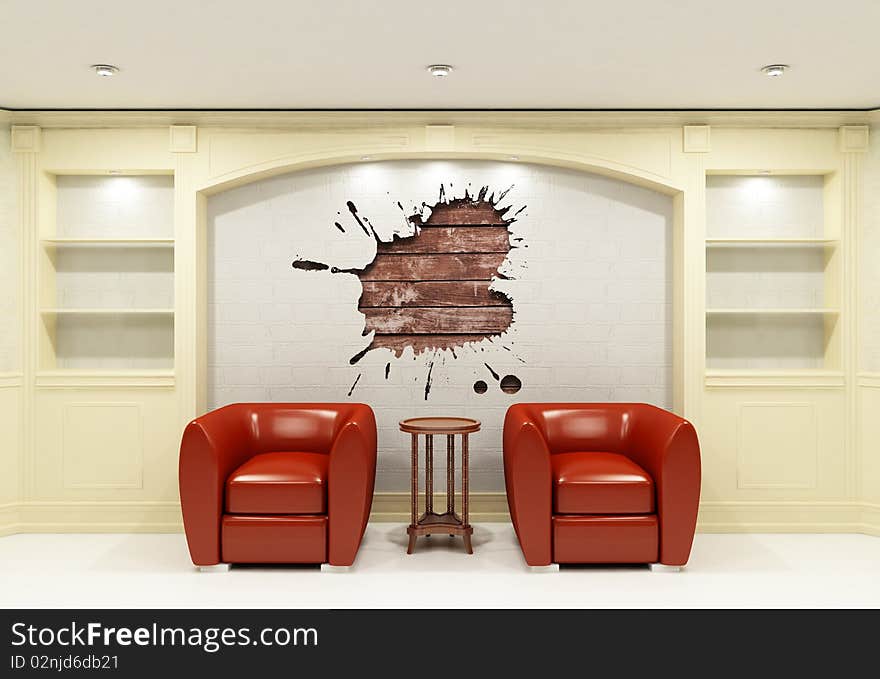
[
  {"x1": 551, "y1": 451, "x2": 654, "y2": 514},
  {"x1": 226, "y1": 451, "x2": 328, "y2": 514}
]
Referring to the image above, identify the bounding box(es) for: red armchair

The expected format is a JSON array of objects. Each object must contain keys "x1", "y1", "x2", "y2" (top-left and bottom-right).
[
  {"x1": 503, "y1": 403, "x2": 700, "y2": 569},
  {"x1": 179, "y1": 403, "x2": 377, "y2": 569}
]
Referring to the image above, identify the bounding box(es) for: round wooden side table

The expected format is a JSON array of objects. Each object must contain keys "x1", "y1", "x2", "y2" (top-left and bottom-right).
[{"x1": 399, "y1": 416, "x2": 481, "y2": 555}]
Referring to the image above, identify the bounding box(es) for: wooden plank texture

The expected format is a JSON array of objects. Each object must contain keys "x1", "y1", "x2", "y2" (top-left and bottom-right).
[
  {"x1": 360, "y1": 281, "x2": 510, "y2": 308},
  {"x1": 359, "y1": 253, "x2": 507, "y2": 281},
  {"x1": 425, "y1": 200, "x2": 508, "y2": 225},
  {"x1": 362, "y1": 307, "x2": 513, "y2": 334},
  {"x1": 377, "y1": 226, "x2": 509, "y2": 254}
]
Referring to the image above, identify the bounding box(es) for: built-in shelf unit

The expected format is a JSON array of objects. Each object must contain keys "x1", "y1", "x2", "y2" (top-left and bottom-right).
[
  {"x1": 705, "y1": 173, "x2": 841, "y2": 372},
  {"x1": 37, "y1": 174, "x2": 175, "y2": 373}
]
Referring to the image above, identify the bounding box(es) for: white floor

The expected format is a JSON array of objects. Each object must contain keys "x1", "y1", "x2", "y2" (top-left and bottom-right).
[{"x1": 1, "y1": 525, "x2": 879, "y2": 608}]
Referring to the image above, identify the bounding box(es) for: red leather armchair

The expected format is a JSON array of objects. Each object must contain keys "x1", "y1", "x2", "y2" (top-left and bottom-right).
[
  {"x1": 179, "y1": 403, "x2": 377, "y2": 567},
  {"x1": 504, "y1": 403, "x2": 700, "y2": 567}
]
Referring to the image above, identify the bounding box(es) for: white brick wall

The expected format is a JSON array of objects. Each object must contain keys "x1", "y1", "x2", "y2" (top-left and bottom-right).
[
  {"x1": 0, "y1": 125, "x2": 18, "y2": 373},
  {"x1": 207, "y1": 161, "x2": 673, "y2": 491},
  {"x1": 863, "y1": 132, "x2": 880, "y2": 372}
]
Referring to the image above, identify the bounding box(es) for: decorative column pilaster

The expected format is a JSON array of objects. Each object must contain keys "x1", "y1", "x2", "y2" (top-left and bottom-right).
[{"x1": 11, "y1": 125, "x2": 41, "y2": 501}]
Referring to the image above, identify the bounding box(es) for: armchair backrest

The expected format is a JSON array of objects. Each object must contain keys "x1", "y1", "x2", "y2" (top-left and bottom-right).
[
  {"x1": 226, "y1": 403, "x2": 357, "y2": 454},
  {"x1": 522, "y1": 403, "x2": 636, "y2": 454}
]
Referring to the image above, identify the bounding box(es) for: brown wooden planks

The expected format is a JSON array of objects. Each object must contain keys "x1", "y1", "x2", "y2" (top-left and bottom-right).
[
  {"x1": 359, "y1": 253, "x2": 507, "y2": 281},
  {"x1": 370, "y1": 334, "x2": 500, "y2": 356},
  {"x1": 362, "y1": 307, "x2": 513, "y2": 334},
  {"x1": 425, "y1": 200, "x2": 508, "y2": 225},
  {"x1": 377, "y1": 226, "x2": 509, "y2": 254},
  {"x1": 360, "y1": 281, "x2": 509, "y2": 308}
]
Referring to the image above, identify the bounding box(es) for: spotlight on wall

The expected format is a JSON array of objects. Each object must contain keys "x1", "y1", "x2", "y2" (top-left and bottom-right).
[
  {"x1": 91, "y1": 64, "x2": 119, "y2": 77},
  {"x1": 427, "y1": 64, "x2": 453, "y2": 77},
  {"x1": 760, "y1": 64, "x2": 789, "y2": 78}
]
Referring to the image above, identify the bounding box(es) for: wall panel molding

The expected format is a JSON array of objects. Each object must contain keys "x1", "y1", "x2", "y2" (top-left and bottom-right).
[
  {"x1": 8, "y1": 110, "x2": 873, "y2": 130},
  {"x1": 169, "y1": 125, "x2": 197, "y2": 153},
  {"x1": 0, "y1": 373, "x2": 23, "y2": 388},
  {"x1": 736, "y1": 402, "x2": 818, "y2": 490},
  {"x1": 839, "y1": 125, "x2": 870, "y2": 153},
  {"x1": 858, "y1": 372, "x2": 880, "y2": 388},
  {"x1": 0, "y1": 503, "x2": 19, "y2": 537},
  {"x1": 62, "y1": 402, "x2": 143, "y2": 489},
  {"x1": 682, "y1": 125, "x2": 711, "y2": 153},
  {"x1": 11, "y1": 125, "x2": 41, "y2": 153}
]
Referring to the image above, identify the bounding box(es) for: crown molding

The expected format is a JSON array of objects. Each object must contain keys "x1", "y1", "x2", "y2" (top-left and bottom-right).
[{"x1": 2, "y1": 108, "x2": 877, "y2": 130}]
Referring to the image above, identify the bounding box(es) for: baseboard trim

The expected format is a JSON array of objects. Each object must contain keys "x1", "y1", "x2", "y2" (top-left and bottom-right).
[
  {"x1": 0, "y1": 497, "x2": 878, "y2": 536},
  {"x1": 697, "y1": 500, "x2": 863, "y2": 532},
  {"x1": 16, "y1": 501, "x2": 184, "y2": 533},
  {"x1": 861, "y1": 503, "x2": 880, "y2": 536},
  {"x1": 370, "y1": 492, "x2": 510, "y2": 523},
  {"x1": 0, "y1": 503, "x2": 20, "y2": 537}
]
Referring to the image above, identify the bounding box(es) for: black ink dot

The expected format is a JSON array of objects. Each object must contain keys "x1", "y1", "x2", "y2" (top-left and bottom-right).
[
  {"x1": 500, "y1": 375, "x2": 522, "y2": 394},
  {"x1": 473, "y1": 380, "x2": 488, "y2": 394}
]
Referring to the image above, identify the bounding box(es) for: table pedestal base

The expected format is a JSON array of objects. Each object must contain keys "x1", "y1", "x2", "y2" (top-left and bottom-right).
[{"x1": 407, "y1": 512, "x2": 473, "y2": 554}]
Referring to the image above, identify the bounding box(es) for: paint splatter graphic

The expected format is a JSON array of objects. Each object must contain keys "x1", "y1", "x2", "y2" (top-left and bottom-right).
[{"x1": 293, "y1": 182, "x2": 527, "y2": 397}]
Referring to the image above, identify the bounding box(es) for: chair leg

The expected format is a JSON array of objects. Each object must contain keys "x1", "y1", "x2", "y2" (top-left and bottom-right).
[
  {"x1": 197, "y1": 563, "x2": 231, "y2": 573},
  {"x1": 649, "y1": 563, "x2": 682, "y2": 573},
  {"x1": 320, "y1": 564, "x2": 352, "y2": 573},
  {"x1": 528, "y1": 564, "x2": 560, "y2": 573}
]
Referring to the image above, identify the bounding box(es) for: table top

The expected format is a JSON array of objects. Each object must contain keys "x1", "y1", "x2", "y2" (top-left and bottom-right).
[{"x1": 399, "y1": 416, "x2": 481, "y2": 434}]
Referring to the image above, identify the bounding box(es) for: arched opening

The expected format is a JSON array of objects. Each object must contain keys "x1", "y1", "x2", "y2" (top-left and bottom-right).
[{"x1": 199, "y1": 158, "x2": 679, "y2": 494}]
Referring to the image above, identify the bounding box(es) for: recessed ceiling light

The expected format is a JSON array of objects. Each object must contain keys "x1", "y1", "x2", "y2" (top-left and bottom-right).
[
  {"x1": 760, "y1": 64, "x2": 789, "y2": 78},
  {"x1": 91, "y1": 64, "x2": 119, "y2": 77},
  {"x1": 427, "y1": 64, "x2": 453, "y2": 77},
  {"x1": 361, "y1": 156, "x2": 372, "y2": 161},
  {"x1": 509, "y1": 156, "x2": 520, "y2": 161}
]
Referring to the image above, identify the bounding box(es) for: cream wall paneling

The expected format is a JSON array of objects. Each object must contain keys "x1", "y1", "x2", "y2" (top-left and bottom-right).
[{"x1": 2, "y1": 115, "x2": 876, "y2": 534}]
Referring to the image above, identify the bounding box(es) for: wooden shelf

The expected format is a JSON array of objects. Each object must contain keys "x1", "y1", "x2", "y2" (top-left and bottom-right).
[
  {"x1": 705, "y1": 369, "x2": 845, "y2": 388},
  {"x1": 42, "y1": 238, "x2": 174, "y2": 246},
  {"x1": 706, "y1": 238, "x2": 838, "y2": 246},
  {"x1": 35, "y1": 369, "x2": 175, "y2": 388},
  {"x1": 706, "y1": 308, "x2": 839, "y2": 315},
  {"x1": 41, "y1": 308, "x2": 174, "y2": 315}
]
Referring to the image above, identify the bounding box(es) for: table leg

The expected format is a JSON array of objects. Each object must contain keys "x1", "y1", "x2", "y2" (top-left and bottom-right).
[
  {"x1": 463, "y1": 532, "x2": 474, "y2": 555},
  {"x1": 462, "y1": 433, "x2": 469, "y2": 529},
  {"x1": 447, "y1": 434, "x2": 454, "y2": 514},
  {"x1": 410, "y1": 433, "x2": 418, "y2": 529},
  {"x1": 425, "y1": 434, "x2": 433, "y2": 515}
]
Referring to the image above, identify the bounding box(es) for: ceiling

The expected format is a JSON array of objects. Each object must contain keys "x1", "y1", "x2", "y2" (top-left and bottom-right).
[{"x1": 2, "y1": 1, "x2": 879, "y2": 110}]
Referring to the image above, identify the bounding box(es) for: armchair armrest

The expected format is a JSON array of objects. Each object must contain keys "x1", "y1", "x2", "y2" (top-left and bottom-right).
[
  {"x1": 625, "y1": 406, "x2": 701, "y2": 566},
  {"x1": 327, "y1": 404, "x2": 377, "y2": 566},
  {"x1": 503, "y1": 406, "x2": 553, "y2": 566},
  {"x1": 179, "y1": 405, "x2": 253, "y2": 566}
]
